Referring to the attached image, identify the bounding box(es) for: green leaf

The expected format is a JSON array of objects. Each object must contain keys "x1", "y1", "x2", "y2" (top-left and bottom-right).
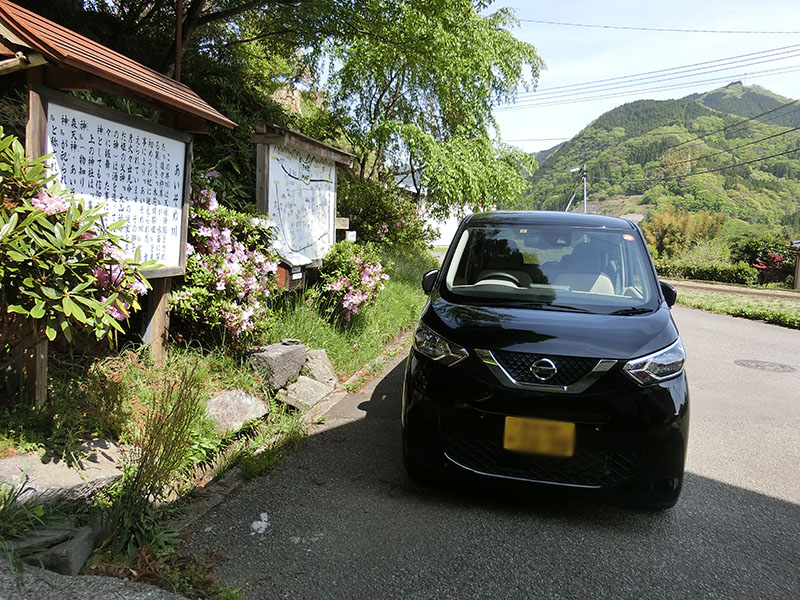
[
  {"x1": 60, "y1": 319, "x2": 73, "y2": 343},
  {"x1": 7, "y1": 250, "x2": 27, "y2": 261},
  {"x1": 107, "y1": 219, "x2": 127, "y2": 230},
  {"x1": 53, "y1": 263, "x2": 66, "y2": 276},
  {"x1": 69, "y1": 299, "x2": 87, "y2": 323},
  {"x1": 45, "y1": 324, "x2": 57, "y2": 341},
  {"x1": 41, "y1": 286, "x2": 60, "y2": 299},
  {"x1": 30, "y1": 302, "x2": 45, "y2": 319},
  {"x1": 62, "y1": 295, "x2": 74, "y2": 317},
  {"x1": 7, "y1": 304, "x2": 28, "y2": 315}
]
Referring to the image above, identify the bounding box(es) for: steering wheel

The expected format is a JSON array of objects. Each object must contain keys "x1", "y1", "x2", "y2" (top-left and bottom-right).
[{"x1": 478, "y1": 271, "x2": 521, "y2": 286}]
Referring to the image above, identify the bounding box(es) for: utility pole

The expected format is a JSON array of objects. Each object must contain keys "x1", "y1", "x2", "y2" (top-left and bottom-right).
[
  {"x1": 582, "y1": 162, "x2": 587, "y2": 213},
  {"x1": 565, "y1": 163, "x2": 588, "y2": 213}
]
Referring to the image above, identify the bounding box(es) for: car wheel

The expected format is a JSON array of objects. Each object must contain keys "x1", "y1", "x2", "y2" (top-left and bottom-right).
[
  {"x1": 630, "y1": 474, "x2": 684, "y2": 510},
  {"x1": 402, "y1": 425, "x2": 437, "y2": 484}
]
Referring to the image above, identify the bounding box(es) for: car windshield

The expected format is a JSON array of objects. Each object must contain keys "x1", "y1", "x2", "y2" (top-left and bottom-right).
[{"x1": 441, "y1": 223, "x2": 658, "y2": 314}]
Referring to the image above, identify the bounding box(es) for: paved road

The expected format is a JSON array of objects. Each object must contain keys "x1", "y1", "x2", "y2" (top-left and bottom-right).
[{"x1": 187, "y1": 307, "x2": 800, "y2": 599}]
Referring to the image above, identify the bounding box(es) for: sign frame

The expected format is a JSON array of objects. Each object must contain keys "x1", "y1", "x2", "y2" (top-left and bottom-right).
[{"x1": 36, "y1": 85, "x2": 192, "y2": 279}]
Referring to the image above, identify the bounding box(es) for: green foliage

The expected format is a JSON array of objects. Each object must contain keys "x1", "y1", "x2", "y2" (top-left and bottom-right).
[
  {"x1": 677, "y1": 289, "x2": 800, "y2": 329},
  {"x1": 0, "y1": 127, "x2": 152, "y2": 355},
  {"x1": 0, "y1": 475, "x2": 45, "y2": 541},
  {"x1": 655, "y1": 259, "x2": 758, "y2": 285},
  {"x1": 642, "y1": 207, "x2": 726, "y2": 258},
  {"x1": 314, "y1": 241, "x2": 389, "y2": 324},
  {"x1": 170, "y1": 175, "x2": 282, "y2": 348},
  {"x1": 269, "y1": 246, "x2": 435, "y2": 374},
  {"x1": 336, "y1": 172, "x2": 435, "y2": 248},
  {"x1": 101, "y1": 361, "x2": 205, "y2": 562},
  {"x1": 526, "y1": 84, "x2": 800, "y2": 224}
]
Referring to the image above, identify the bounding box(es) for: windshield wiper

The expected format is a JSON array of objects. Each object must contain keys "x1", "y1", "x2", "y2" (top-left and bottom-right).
[
  {"x1": 507, "y1": 302, "x2": 592, "y2": 313},
  {"x1": 610, "y1": 307, "x2": 653, "y2": 315}
]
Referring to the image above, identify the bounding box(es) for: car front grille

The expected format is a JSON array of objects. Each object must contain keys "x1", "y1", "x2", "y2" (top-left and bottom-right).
[
  {"x1": 492, "y1": 350, "x2": 599, "y2": 386},
  {"x1": 442, "y1": 430, "x2": 639, "y2": 488}
]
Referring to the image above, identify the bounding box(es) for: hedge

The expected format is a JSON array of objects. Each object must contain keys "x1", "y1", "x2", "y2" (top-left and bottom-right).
[{"x1": 654, "y1": 260, "x2": 758, "y2": 285}]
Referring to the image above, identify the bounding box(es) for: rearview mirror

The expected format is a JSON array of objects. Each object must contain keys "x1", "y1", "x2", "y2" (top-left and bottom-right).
[
  {"x1": 659, "y1": 280, "x2": 677, "y2": 307},
  {"x1": 421, "y1": 269, "x2": 439, "y2": 295}
]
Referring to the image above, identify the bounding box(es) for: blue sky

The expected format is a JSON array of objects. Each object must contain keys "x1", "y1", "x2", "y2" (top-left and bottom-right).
[{"x1": 489, "y1": 0, "x2": 800, "y2": 153}]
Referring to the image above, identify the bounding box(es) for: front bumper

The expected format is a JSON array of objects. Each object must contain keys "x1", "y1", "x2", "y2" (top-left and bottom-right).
[{"x1": 402, "y1": 348, "x2": 689, "y2": 491}]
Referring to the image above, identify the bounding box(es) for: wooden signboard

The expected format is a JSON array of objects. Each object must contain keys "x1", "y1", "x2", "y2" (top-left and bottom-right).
[
  {"x1": 267, "y1": 144, "x2": 337, "y2": 262},
  {"x1": 39, "y1": 87, "x2": 191, "y2": 278}
]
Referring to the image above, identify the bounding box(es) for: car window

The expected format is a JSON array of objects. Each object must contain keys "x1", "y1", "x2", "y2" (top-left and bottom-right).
[{"x1": 441, "y1": 224, "x2": 658, "y2": 313}]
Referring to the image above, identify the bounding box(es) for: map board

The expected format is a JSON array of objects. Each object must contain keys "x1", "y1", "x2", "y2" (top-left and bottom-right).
[
  {"x1": 41, "y1": 89, "x2": 190, "y2": 276},
  {"x1": 267, "y1": 144, "x2": 336, "y2": 261}
]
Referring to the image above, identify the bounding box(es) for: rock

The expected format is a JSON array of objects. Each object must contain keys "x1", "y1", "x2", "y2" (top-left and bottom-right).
[
  {"x1": 277, "y1": 376, "x2": 332, "y2": 411},
  {"x1": 6, "y1": 529, "x2": 73, "y2": 553},
  {"x1": 0, "y1": 439, "x2": 122, "y2": 504},
  {"x1": 304, "y1": 349, "x2": 338, "y2": 390},
  {"x1": 205, "y1": 390, "x2": 268, "y2": 435},
  {"x1": 22, "y1": 526, "x2": 95, "y2": 576},
  {"x1": 248, "y1": 342, "x2": 307, "y2": 390},
  {"x1": 1, "y1": 555, "x2": 189, "y2": 599}
]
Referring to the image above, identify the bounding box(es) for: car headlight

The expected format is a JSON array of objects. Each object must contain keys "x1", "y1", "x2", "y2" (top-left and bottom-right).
[
  {"x1": 414, "y1": 322, "x2": 469, "y2": 366},
  {"x1": 623, "y1": 339, "x2": 685, "y2": 384}
]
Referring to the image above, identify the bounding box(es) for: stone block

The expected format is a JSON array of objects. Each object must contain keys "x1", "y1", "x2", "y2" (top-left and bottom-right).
[
  {"x1": 277, "y1": 376, "x2": 332, "y2": 411},
  {"x1": 248, "y1": 342, "x2": 307, "y2": 389},
  {"x1": 0, "y1": 439, "x2": 122, "y2": 504},
  {"x1": 205, "y1": 390, "x2": 269, "y2": 435},
  {"x1": 304, "y1": 349, "x2": 338, "y2": 390},
  {"x1": 23, "y1": 526, "x2": 95, "y2": 576}
]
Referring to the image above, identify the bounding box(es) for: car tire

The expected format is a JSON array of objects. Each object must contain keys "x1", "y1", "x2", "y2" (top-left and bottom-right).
[
  {"x1": 631, "y1": 474, "x2": 684, "y2": 510},
  {"x1": 402, "y1": 426, "x2": 437, "y2": 484}
]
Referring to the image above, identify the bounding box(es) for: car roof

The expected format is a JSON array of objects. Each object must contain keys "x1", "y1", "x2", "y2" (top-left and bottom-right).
[{"x1": 464, "y1": 211, "x2": 636, "y2": 230}]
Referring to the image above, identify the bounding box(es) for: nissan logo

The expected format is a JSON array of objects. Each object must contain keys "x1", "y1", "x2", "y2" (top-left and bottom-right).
[{"x1": 530, "y1": 358, "x2": 558, "y2": 382}]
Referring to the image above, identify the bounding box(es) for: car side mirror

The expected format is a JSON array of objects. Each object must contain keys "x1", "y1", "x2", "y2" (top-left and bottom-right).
[
  {"x1": 421, "y1": 269, "x2": 439, "y2": 295},
  {"x1": 659, "y1": 280, "x2": 677, "y2": 307}
]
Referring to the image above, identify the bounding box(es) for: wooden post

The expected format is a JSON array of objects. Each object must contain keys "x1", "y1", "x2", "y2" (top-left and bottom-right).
[
  {"x1": 19, "y1": 68, "x2": 48, "y2": 406},
  {"x1": 142, "y1": 278, "x2": 171, "y2": 366},
  {"x1": 254, "y1": 126, "x2": 269, "y2": 215},
  {"x1": 793, "y1": 251, "x2": 800, "y2": 290}
]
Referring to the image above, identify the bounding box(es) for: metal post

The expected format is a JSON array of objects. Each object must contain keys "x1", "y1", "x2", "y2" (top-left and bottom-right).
[{"x1": 582, "y1": 163, "x2": 587, "y2": 213}]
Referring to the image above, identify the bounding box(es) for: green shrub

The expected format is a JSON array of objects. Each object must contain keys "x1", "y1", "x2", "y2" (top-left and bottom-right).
[
  {"x1": 0, "y1": 127, "x2": 152, "y2": 356},
  {"x1": 170, "y1": 173, "x2": 282, "y2": 347},
  {"x1": 313, "y1": 241, "x2": 389, "y2": 324},
  {"x1": 730, "y1": 231, "x2": 795, "y2": 283},
  {"x1": 337, "y1": 172, "x2": 436, "y2": 249},
  {"x1": 101, "y1": 361, "x2": 205, "y2": 562},
  {"x1": 655, "y1": 259, "x2": 758, "y2": 285}
]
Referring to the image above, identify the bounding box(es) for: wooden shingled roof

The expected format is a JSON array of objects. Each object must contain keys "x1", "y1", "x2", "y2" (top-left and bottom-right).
[{"x1": 0, "y1": 0, "x2": 235, "y2": 129}]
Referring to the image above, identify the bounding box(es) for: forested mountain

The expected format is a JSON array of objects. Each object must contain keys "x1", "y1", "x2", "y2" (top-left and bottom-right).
[{"x1": 521, "y1": 82, "x2": 800, "y2": 226}]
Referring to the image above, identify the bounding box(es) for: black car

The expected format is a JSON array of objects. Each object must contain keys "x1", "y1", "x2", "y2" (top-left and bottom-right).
[{"x1": 402, "y1": 211, "x2": 689, "y2": 508}]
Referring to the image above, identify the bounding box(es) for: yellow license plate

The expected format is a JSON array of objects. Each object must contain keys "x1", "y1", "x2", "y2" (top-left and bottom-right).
[{"x1": 503, "y1": 416, "x2": 575, "y2": 457}]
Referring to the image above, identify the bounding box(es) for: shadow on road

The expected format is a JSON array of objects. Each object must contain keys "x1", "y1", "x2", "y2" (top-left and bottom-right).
[{"x1": 188, "y1": 355, "x2": 800, "y2": 599}]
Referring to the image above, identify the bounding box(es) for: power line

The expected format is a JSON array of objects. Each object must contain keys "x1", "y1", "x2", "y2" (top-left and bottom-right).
[
  {"x1": 507, "y1": 97, "x2": 800, "y2": 152},
  {"x1": 504, "y1": 137, "x2": 571, "y2": 142},
  {"x1": 518, "y1": 19, "x2": 800, "y2": 35},
  {"x1": 660, "y1": 125, "x2": 800, "y2": 169},
  {"x1": 510, "y1": 44, "x2": 800, "y2": 100},
  {"x1": 496, "y1": 65, "x2": 800, "y2": 109},
  {"x1": 658, "y1": 100, "x2": 800, "y2": 153},
  {"x1": 594, "y1": 146, "x2": 800, "y2": 184}
]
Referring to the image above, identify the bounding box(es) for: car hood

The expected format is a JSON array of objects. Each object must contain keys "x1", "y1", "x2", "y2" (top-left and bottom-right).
[{"x1": 424, "y1": 295, "x2": 678, "y2": 360}]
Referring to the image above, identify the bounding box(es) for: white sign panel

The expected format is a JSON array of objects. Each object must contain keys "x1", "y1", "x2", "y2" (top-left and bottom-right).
[
  {"x1": 268, "y1": 145, "x2": 335, "y2": 261},
  {"x1": 45, "y1": 99, "x2": 187, "y2": 268}
]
